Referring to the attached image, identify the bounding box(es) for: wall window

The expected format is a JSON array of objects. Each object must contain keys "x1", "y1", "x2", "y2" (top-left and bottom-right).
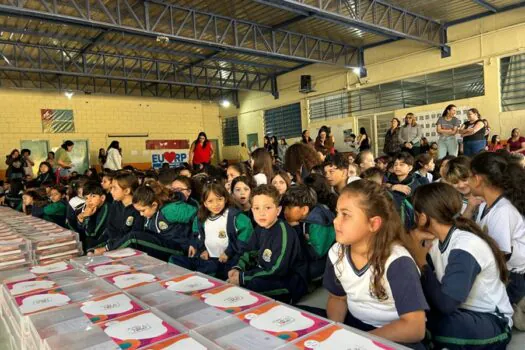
[
  {"x1": 309, "y1": 92, "x2": 350, "y2": 121},
  {"x1": 264, "y1": 103, "x2": 302, "y2": 138},
  {"x1": 501, "y1": 53, "x2": 525, "y2": 111},
  {"x1": 222, "y1": 116, "x2": 239, "y2": 146},
  {"x1": 350, "y1": 63, "x2": 485, "y2": 115}
]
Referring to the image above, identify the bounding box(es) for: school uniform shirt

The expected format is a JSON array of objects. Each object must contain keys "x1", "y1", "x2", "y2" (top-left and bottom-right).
[
  {"x1": 32, "y1": 200, "x2": 67, "y2": 227},
  {"x1": 293, "y1": 204, "x2": 335, "y2": 261},
  {"x1": 324, "y1": 244, "x2": 428, "y2": 328},
  {"x1": 388, "y1": 173, "x2": 428, "y2": 195},
  {"x1": 81, "y1": 203, "x2": 109, "y2": 240},
  {"x1": 204, "y1": 209, "x2": 230, "y2": 258},
  {"x1": 66, "y1": 196, "x2": 85, "y2": 232},
  {"x1": 425, "y1": 227, "x2": 513, "y2": 326},
  {"x1": 476, "y1": 197, "x2": 525, "y2": 274},
  {"x1": 105, "y1": 201, "x2": 145, "y2": 248},
  {"x1": 253, "y1": 173, "x2": 267, "y2": 186},
  {"x1": 235, "y1": 219, "x2": 307, "y2": 286},
  {"x1": 414, "y1": 170, "x2": 433, "y2": 183}
]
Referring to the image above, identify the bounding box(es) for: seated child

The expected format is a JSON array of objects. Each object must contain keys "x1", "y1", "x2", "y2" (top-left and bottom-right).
[
  {"x1": 76, "y1": 182, "x2": 109, "y2": 250},
  {"x1": 411, "y1": 183, "x2": 513, "y2": 348},
  {"x1": 32, "y1": 185, "x2": 67, "y2": 227},
  {"x1": 227, "y1": 185, "x2": 308, "y2": 303},
  {"x1": 414, "y1": 153, "x2": 435, "y2": 183},
  {"x1": 2, "y1": 179, "x2": 24, "y2": 211},
  {"x1": 65, "y1": 177, "x2": 89, "y2": 232},
  {"x1": 271, "y1": 170, "x2": 291, "y2": 196},
  {"x1": 94, "y1": 180, "x2": 197, "y2": 261},
  {"x1": 324, "y1": 180, "x2": 427, "y2": 347},
  {"x1": 324, "y1": 153, "x2": 350, "y2": 195},
  {"x1": 387, "y1": 152, "x2": 428, "y2": 197},
  {"x1": 171, "y1": 183, "x2": 253, "y2": 279},
  {"x1": 172, "y1": 175, "x2": 199, "y2": 207},
  {"x1": 100, "y1": 170, "x2": 115, "y2": 205},
  {"x1": 231, "y1": 176, "x2": 256, "y2": 226},
  {"x1": 22, "y1": 188, "x2": 48, "y2": 216},
  {"x1": 443, "y1": 156, "x2": 483, "y2": 219},
  {"x1": 355, "y1": 150, "x2": 375, "y2": 173},
  {"x1": 34, "y1": 162, "x2": 54, "y2": 187},
  {"x1": 283, "y1": 185, "x2": 335, "y2": 281}
]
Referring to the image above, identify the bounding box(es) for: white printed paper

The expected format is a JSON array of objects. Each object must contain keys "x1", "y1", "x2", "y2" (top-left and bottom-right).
[
  {"x1": 104, "y1": 248, "x2": 137, "y2": 259},
  {"x1": 10, "y1": 280, "x2": 56, "y2": 296},
  {"x1": 81, "y1": 294, "x2": 134, "y2": 316},
  {"x1": 164, "y1": 275, "x2": 214, "y2": 293},
  {"x1": 19, "y1": 293, "x2": 71, "y2": 314},
  {"x1": 93, "y1": 264, "x2": 131, "y2": 276},
  {"x1": 30, "y1": 261, "x2": 69, "y2": 274},
  {"x1": 203, "y1": 287, "x2": 258, "y2": 308},
  {"x1": 316, "y1": 329, "x2": 386, "y2": 350},
  {"x1": 162, "y1": 337, "x2": 207, "y2": 350},
  {"x1": 112, "y1": 273, "x2": 156, "y2": 289},
  {"x1": 249, "y1": 305, "x2": 314, "y2": 332},
  {"x1": 104, "y1": 312, "x2": 168, "y2": 340},
  {"x1": 215, "y1": 326, "x2": 285, "y2": 350}
]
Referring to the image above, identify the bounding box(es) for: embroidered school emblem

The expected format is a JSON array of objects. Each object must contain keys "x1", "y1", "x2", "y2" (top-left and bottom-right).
[
  {"x1": 262, "y1": 249, "x2": 272, "y2": 262},
  {"x1": 125, "y1": 216, "x2": 134, "y2": 227},
  {"x1": 218, "y1": 230, "x2": 227, "y2": 239},
  {"x1": 158, "y1": 221, "x2": 168, "y2": 230}
]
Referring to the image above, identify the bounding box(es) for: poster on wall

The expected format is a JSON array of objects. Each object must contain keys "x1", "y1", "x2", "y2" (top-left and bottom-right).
[
  {"x1": 414, "y1": 106, "x2": 469, "y2": 143},
  {"x1": 151, "y1": 150, "x2": 189, "y2": 169},
  {"x1": 41, "y1": 109, "x2": 75, "y2": 133}
]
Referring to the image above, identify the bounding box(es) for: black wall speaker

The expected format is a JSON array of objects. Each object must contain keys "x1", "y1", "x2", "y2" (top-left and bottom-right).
[{"x1": 300, "y1": 75, "x2": 312, "y2": 92}]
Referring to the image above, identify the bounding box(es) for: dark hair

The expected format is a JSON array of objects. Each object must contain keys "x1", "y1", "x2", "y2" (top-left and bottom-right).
[
  {"x1": 83, "y1": 181, "x2": 106, "y2": 197},
  {"x1": 511, "y1": 128, "x2": 519, "y2": 135},
  {"x1": 24, "y1": 188, "x2": 49, "y2": 208},
  {"x1": 471, "y1": 152, "x2": 525, "y2": 216},
  {"x1": 280, "y1": 137, "x2": 287, "y2": 146},
  {"x1": 405, "y1": 112, "x2": 417, "y2": 127},
  {"x1": 158, "y1": 168, "x2": 178, "y2": 187},
  {"x1": 468, "y1": 108, "x2": 481, "y2": 119},
  {"x1": 416, "y1": 153, "x2": 433, "y2": 170},
  {"x1": 50, "y1": 184, "x2": 66, "y2": 195},
  {"x1": 337, "y1": 180, "x2": 410, "y2": 300},
  {"x1": 301, "y1": 130, "x2": 312, "y2": 144},
  {"x1": 172, "y1": 175, "x2": 192, "y2": 191},
  {"x1": 394, "y1": 152, "x2": 415, "y2": 167},
  {"x1": 231, "y1": 175, "x2": 256, "y2": 194},
  {"x1": 282, "y1": 184, "x2": 317, "y2": 210},
  {"x1": 61, "y1": 140, "x2": 74, "y2": 150},
  {"x1": 444, "y1": 156, "x2": 471, "y2": 184},
  {"x1": 412, "y1": 183, "x2": 508, "y2": 284},
  {"x1": 284, "y1": 143, "x2": 321, "y2": 180},
  {"x1": 324, "y1": 153, "x2": 349, "y2": 170},
  {"x1": 38, "y1": 162, "x2": 52, "y2": 174},
  {"x1": 107, "y1": 141, "x2": 120, "y2": 151},
  {"x1": 303, "y1": 173, "x2": 337, "y2": 213},
  {"x1": 133, "y1": 180, "x2": 171, "y2": 207},
  {"x1": 392, "y1": 118, "x2": 401, "y2": 128},
  {"x1": 360, "y1": 167, "x2": 383, "y2": 181},
  {"x1": 198, "y1": 183, "x2": 234, "y2": 222},
  {"x1": 251, "y1": 148, "x2": 273, "y2": 181},
  {"x1": 271, "y1": 170, "x2": 291, "y2": 190},
  {"x1": 9, "y1": 149, "x2": 20, "y2": 157},
  {"x1": 228, "y1": 163, "x2": 250, "y2": 178},
  {"x1": 101, "y1": 170, "x2": 116, "y2": 180},
  {"x1": 113, "y1": 171, "x2": 139, "y2": 194},
  {"x1": 359, "y1": 127, "x2": 367, "y2": 136},
  {"x1": 47, "y1": 151, "x2": 55, "y2": 158},
  {"x1": 270, "y1": 136, "x2": 278, "y2": 144},
  {"x1": 491, "y1": 135, "x2": 499, "y2": 145},
  {"x1": 195, "y1": 132, "x2": 208, "y2": 148},
  {"x1": 250, "y1": 184, "x2": 281, "y2": 206},
  {"x1": 68, "y1": 176, "x2": 90, "y2": 198},
  {"x1": 442, "y1": 104, "x2": 457, "y2": 118},
  {"x1": 21, "y1": 149, "x2": 31, "y2": 156}
]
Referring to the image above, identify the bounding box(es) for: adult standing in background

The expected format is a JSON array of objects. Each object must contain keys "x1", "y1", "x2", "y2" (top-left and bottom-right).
[
  {"x1": 459, "y1": 108, "x2": 486, "y2": 156},
  {"x1": 399, "y1": 113, "x2": 422, "y2": 156},
  {"x1": 55, "y1": 140, "x2": 74, "y2": 182},
  {"x1": 278, "y1": 137, "x2": 289, "y2": 161},
  {"x1": 436, "y1": 104, "x2": 461, "y2": 158},
  {"x1": 357, "y1": 127, "x2": 370, "y2": 151},
  {"x1": 270, "y1": 136, "x2": 279, "y2": 158},
  {"x1": 482, "y1": 119, "x2": 491, "y2": 143},
  {"x1": 507, "y1": 128, "x2": 525, "y2": 155},
  {"x1": 46, "y1": 151, "x2": 55, "y2": 169},
  {"x1": 104, "y1": 141, "x2": 122, "y2": 171},
  {"x1": 238, "y1": 142, "x2": 250, "y2": 163},
  {"x1": 315, "y1": 126, "x2": 335, "y2": 158},
  {"x1": 21, "y1": 149, "x2": 34, "y2": 179},
  {"x1": 98, "y1": 148, "x2": 107, "y2": 168},
  {"x1": 189, "y1": 131, "x2": 214, "y2": 171},
  {"x1": 5, "y1": 149, "x2": 24, "y2": 181},
  {"x1": 302, "y1": 129, "x2": 313, "y2": 146},
  {"x1": 383, "y1": 117, "x2": 402, "y2": 156}
]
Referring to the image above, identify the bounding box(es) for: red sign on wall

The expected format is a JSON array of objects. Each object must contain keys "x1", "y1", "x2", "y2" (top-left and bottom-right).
[{"x1": 145, "y1": 140, "x2": 190, "y2": 150}]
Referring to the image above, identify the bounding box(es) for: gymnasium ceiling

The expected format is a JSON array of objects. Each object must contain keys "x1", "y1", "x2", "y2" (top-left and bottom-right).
[{"x1": 0, "y1": 0, "x2": 523, "y2": 104}]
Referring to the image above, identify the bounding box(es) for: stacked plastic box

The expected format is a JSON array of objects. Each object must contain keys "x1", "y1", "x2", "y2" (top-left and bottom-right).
[
  {"x1": 1, "y1": 244, "x2": 407, "y2": 349},
  {"x1": 0, "y1": 207, "x2": 83, "y2": 269}
]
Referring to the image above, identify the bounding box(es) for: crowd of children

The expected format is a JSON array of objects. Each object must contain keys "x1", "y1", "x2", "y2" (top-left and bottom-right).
[{"x1": 1, "y1": 134, "x2": 525, "y2": 349}]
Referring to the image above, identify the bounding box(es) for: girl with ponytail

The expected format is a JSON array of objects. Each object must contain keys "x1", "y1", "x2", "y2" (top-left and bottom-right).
[{"x1": 411, "y1": 182, "x2": 513, "y2": 349}]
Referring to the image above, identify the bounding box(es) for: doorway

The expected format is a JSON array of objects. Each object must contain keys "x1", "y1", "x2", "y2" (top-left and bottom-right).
[{"x1": 247, "y1": 133, "x2": 258, "y2": 151}]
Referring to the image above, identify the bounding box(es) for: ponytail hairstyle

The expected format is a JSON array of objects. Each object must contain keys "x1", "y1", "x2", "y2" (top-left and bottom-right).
[
  {"x1": 336, "y1": 180, "x2": 410, "y2": 300},
  {"x1": 132, "y1": 180, "x2": 171, "y2": 208},
  {"x1": 227, "y1": 162, "x2": 252, "y2": 179},
  {"x1": 251, "y1": 148, "x2": 274, "y2": 182},
  {"x1": 197, "y1": 183, "x2": 235, "y2": 222},
  {"x1": 468, "y1": 108, "x2": 481, "y2": 120},
  {"x1": 442, "y1": 104, "x2": 457, "y2": 118},
  {"x1": 412, "y1": 182, "x2": 508, "y2": 283},
  {"x1": 415, "y1": 153, "x2": 433, "y2": 171},
  {"x1": 61, "y1": 140, "x2": 74, "y2": 150},
  {"x1": 112, "y1": 171, "x2": 139, "y2": 195},
  {"x1": 471, "y1": 152, "x2": 525, "y2": 216}
]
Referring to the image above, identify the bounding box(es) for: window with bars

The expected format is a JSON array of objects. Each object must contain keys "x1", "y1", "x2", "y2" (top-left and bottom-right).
[
  {"x1": 350, "y1": 63, "x2": 485, "y2": 115},
  {"x1": 222, "y1": 117, "x2": 239, "y2": 146},
  {"x1": 309, "y1": 92, "x2": 350, "y2": 121},
  {"x1": 501, "y1": 53, "x2": 525, "y2": 111},
  {"x1": 264, "y1": 103, "x2": 302, "y2": 138}
]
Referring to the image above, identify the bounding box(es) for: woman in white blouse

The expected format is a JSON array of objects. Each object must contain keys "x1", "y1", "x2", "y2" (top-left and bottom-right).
[{"x1": 103, "y1": 140, "x2": 122, "y2": 170}]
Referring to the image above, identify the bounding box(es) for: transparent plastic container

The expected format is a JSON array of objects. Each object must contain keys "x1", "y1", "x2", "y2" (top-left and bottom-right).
[
  {"x1": 104, "y1": 264, "x2": 190, "y2": 290},
  {"x1": 43, "y1": 326, "x2": 121, "y2": 350},
  {"x1": 290, "y1": 323, "x2": 409, "y2": 349},
  {"x1": 160, "y1": 272, "x2": 225, "y2": 295},
  {"x1": 5, "y1": 269, "x2": 95, "y2": 297},
  {"x1": 87, "y1": 255, "x2": 164, "y2": 277},
  {"x1": 145, "y1": 333, "x2": 220, "y2": 350},
  {"x1": 103, "y1": 248, "x2": 144, "y2": 259},
  {"x1": 79, "y1": 292, "x2": 147, "y2": 324},
  {"x1": 0, "y1": 250, "x2": 32, "y2": 271},
  {"x1": 196, "y1": 284, "x2": 270, "y2": 314},
  {"x1": 234, "y1": 301, "x2": 331, "y2": 342},
  {"x1": 29, "y1": 231, "x2": 79, "y2": 252},
  {"x1": 191, "y1": 316, "x2": 290, "y2": 350},
  {"x1": 125, "y1": 281, "x2": 195, "y2": 307},
  {"x1": 152, "y1": 297, "x2": 231, "y2": 331},
  {"x1": 59, "y1": 278, "x2": 119, "y2": 303},
  {"x1": 98, "y1": 309, "x2": 184, "y2": 349}
]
